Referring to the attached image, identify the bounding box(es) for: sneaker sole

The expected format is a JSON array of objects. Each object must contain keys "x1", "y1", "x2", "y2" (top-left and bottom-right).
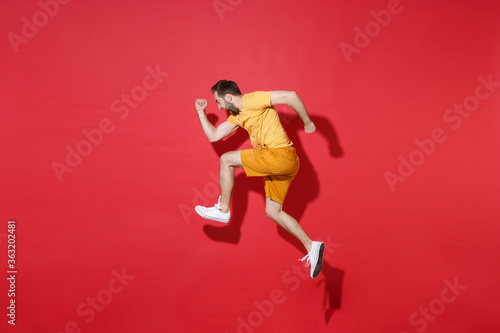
[
  {"x1": 195, "y1": 206, "x2": 230, "y2": 223},
  {"x1": 312, "y1": 243, "x2": 325, "y2": 278}
]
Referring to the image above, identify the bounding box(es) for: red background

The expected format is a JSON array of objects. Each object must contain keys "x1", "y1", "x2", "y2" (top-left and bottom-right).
[{"x1": 1, "y1": 0, "x2": 499, "y2": 332}]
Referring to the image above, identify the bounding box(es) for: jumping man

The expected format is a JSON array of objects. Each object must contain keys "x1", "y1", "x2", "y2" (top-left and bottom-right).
[{"x1": 194, "y1": 80, "x2": 324, "y2": 278}]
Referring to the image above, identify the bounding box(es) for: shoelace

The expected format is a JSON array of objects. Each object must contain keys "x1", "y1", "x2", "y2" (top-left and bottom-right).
[
  {"x1": 204, "y1": 203, "x2": 221, "y2": 212},
  {"x1": 299, "y1": 254, "x2": 311, "y2": 267}
]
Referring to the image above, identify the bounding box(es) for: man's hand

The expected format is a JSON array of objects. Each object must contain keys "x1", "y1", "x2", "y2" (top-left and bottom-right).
[
  {"x1": 304, "y1": 121, "x2": 316, "y2": 134},
  {"x1": 195, "y1": 99, "x2": 208, "y2": 113},
  {"x1": 271, "y1": 91, "x2": 316, "y2": 134},
  {"x1": 195, "y1": 98, "x2": 238, "y2": 142}
]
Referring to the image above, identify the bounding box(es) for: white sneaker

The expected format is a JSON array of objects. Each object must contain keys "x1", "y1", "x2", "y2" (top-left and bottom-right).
[
  {"x1": 299, "y1": 241, "x2": 325, "y2": 278},
  {"x1": 195, "y1": 196, "x2": 231, "y2": 223}
]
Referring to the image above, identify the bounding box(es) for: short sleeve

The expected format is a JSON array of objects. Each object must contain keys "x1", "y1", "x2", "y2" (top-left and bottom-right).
[
  {"x1": 243, "y1": 91, "x2": 272, "y2": 109},
  {"x1": 226, "y1": 115, "x2": 238, "y2": 125}
]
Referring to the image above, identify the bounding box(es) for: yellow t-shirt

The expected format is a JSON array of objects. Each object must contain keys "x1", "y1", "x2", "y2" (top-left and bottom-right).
[{"x1": 226, "y1": 91, "x2": 293, "y2": 149}]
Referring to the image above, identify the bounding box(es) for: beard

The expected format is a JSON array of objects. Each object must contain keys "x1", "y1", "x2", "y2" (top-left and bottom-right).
[{"x1": 223, "y1": 98, "x2": 239, "y2": 115}]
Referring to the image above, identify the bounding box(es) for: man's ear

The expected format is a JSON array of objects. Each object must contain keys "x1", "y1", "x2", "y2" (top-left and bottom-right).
[{"x1": 225, "y1": 94, "x2": 232, "y2": 102}]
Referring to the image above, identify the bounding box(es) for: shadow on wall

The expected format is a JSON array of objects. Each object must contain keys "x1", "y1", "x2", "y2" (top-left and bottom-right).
[{"x1": 202, "y1": 111, "x2": 344, "y2": 324}]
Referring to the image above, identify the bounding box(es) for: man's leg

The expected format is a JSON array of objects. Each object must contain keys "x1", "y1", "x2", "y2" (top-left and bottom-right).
[
  {"x1": 194, "y1": 150, "x2": 243, "y2": 223},
  {"x1": 265, "y1": 197, "x2": 324, "y2": 278},
  {"x1": 265, "y1": 197, "x2": 313, "y2": 252},
  {"x1": 219, "y1": 150, "x2": 243, "y2": 213}
]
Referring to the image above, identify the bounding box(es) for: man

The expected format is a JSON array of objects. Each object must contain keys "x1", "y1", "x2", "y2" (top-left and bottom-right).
[{"x1": 194, "y1": 80, "x2": 324, "y2": 278}]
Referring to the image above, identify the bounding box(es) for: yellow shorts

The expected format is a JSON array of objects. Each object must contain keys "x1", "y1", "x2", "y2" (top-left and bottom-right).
[{"x1": 241, "y1": 146, "x2": 300, "y2": 206}]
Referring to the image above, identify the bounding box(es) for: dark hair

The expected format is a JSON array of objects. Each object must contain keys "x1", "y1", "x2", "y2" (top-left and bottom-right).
[{"x1": 211, "y1": 80, "x2": 242, "y2": 97}]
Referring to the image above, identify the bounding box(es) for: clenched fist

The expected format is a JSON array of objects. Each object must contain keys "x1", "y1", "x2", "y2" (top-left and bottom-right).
[
  {"x1": 304, "y1": 121, "x2": 316, "y2": 134},
  {"x1": 195, "y1": 99, "x2": 208, "y2": 113}
]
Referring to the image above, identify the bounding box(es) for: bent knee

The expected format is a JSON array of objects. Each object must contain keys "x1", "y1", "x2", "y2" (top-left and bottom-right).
[
  {"x1": 220, "y1": 151, "x2": 242, "y2": 168},
  {"x1": 220, "y1": 152, "x2": 231, "y2": 165},
  {"x1": 265, "y1": 207, "x2": 280, "y2": 221}
]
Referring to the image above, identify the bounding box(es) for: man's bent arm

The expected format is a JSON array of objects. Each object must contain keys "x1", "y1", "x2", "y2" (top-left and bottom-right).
[
  {"x1": 195, "y1": 99, "x2": 238, "y2": 142},
  {"x1": 271, "y1": 91, "x2": 316, "y2": 133}
]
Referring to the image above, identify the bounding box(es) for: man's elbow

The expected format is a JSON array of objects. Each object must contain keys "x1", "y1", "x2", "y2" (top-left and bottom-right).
[{"x1": 208, "y1": 135, "x2": 220, "y2": 143}]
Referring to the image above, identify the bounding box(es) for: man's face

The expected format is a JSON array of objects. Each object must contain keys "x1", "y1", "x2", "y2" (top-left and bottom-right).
[{"x1": 214, "y1": 92, "x2": 238, "y2": 115}]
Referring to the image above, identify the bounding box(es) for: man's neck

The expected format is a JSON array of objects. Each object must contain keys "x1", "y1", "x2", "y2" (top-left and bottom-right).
[{"x1": 233, "y1": 95, "x2": 244, "y2": 111}]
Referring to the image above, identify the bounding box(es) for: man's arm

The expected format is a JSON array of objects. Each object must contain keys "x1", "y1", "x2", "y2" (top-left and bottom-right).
[
  {"x1": 270, "y1": 91, "x2": 316, "y2": 133},
  {"x1": 195, "y1": 99, "x2": 238, "y2": 142}
]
